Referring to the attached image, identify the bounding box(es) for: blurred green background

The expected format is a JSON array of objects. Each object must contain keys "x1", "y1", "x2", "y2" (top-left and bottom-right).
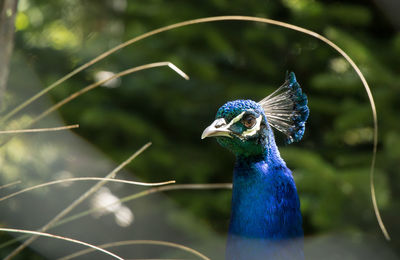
[{"x1": 1, "y1": 0, "x2": 400, "y2": 259}]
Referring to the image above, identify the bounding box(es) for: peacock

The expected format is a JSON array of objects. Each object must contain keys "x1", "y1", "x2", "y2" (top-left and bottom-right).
[{"x1": 202, "y1": 72, "x2": 309, "y2": 260}]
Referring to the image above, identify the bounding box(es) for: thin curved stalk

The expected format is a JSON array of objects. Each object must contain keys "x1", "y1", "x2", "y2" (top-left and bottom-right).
[
  {"x1": 0, "y1": 124, "x2": 79, "y2": 134},
  {"x1": 0, "y1": 177, "x2": 175, "y2": 202},
  {"x1": 4, "y1": 142, "x2": 152, "y2": 260},
  {"x1": 0, "y1": 180, "x2": 21, "y2": 190},
  {"x1": 1, "y1": 59, "x2": 188, "y2": 123},
  {"x1": 0, "y1": 62, "x2": 188, "y2": 148},
  {"x1": 58, "y1": 240, "x2": 210, "y2": 260},
  {"x1": 55, "y1": 183, "x2": 232, "y2": 228},
  {"x1": 0, "y1": 228, "x2": 123, "y2": 260},
  {"x1": 0, "y1": 183, "x2": 232, "y2": 250},
  {"x1": 31, "y1": 62, "x2": 188, "y2": 126}
]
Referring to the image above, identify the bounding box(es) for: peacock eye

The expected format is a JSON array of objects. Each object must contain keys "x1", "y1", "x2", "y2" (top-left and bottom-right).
[{"x1": 242, "y1": 114, "x2": 257, "y2": 128}]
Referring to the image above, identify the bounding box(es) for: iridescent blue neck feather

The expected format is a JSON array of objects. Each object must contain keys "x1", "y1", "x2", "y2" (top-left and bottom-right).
[{"x1": 229, "y1": 127, "x2": 302, "y2": 240}]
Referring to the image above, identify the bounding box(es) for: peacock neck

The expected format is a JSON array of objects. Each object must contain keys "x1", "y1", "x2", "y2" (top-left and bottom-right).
[{"x1": 229, "y1": 143, "x2": 303, "y2": 240}]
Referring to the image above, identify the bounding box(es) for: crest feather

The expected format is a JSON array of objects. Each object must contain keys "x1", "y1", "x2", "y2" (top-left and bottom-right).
[{"x1": 259, "y1": 72, "x2": 309, "y2": 144}]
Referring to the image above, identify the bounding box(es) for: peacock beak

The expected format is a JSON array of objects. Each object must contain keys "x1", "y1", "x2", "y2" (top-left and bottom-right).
[{"x1": 201, "y1": 118, "x2": 233, "y2": 139}]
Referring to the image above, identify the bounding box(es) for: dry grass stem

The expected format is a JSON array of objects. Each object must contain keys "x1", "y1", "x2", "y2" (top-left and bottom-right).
[
  {"x1": 59, "y1": 240, "x2": 210, "y2": 260},
  {"x1": 31, "y1": 62, "x2": 188, "y2": 125},
  {"x1": 167, "y1": 63, "x2": 190, "y2": 80},
  {"x1": 0, "y1": 228, "x2": 123, "y2": 260},
  {"x1": 55, "y1": 183, "x2": 232, "y2": 229},
  {"x1": 0, "y1": 180, "x2": 21, "y2": 190},
  {"x1": 0, "y1": 124, "x2": 79, "y2": 134},
  {"x1": 0, "y1": 177, "x2": 175, "y2": 202},
  {"x1": 4, "y1": 142, "x2": 152, "y2": 260},
  {"x1": 0, "y1": 183, "x2": 232, "y2": 249},
  {"x1": 1, "y1": 61, "x2": 187, "y2": 124}
]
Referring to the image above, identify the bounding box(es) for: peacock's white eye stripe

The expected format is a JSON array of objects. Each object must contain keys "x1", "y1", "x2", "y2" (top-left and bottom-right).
[
  {"x1": 224, "y1": 111, "x2": 262, "y2": 138},
  {"x1": 242, "y1": 115, "x2": 262, "y2": 137},
  {"x1": 226, "y1": 111, "x2": 246, "y2": 128}
]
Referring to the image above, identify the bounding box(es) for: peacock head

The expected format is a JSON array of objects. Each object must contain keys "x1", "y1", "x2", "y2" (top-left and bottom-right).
[
  {"x1": 202, "y1": 100, "x2": 270, "y2": 157},
  {"x1": 202, "y1": 72, "x2": 309, "y2": 158}
]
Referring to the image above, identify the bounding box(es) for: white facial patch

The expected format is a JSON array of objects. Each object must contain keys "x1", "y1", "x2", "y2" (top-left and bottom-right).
[
  {"x1": 224, "y1": 111, "x2": 263, "y2": 139},
  {"x1": 242, "y1": 115, "x2": 262, "y2": 137},
  {"x1": 226, "y1": 111, "x2": 246, "y2": 128}
]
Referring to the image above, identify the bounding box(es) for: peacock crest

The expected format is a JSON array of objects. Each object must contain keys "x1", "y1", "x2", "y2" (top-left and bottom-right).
[{"x1": 259, "y1": 72, "x2": 309, "y2": 144}]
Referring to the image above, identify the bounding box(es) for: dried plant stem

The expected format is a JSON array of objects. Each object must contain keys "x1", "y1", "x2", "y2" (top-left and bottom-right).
[
  {"x1": 0, "y1": 62, "x2": 187, "y2": 149},
  {"x1": 1, "y1": 61, "x2": 188, "y2": 123},
  {"x1": 59, "y1": 240, "x2": 210, "y2": 260},
  {"x1": 31, "y1": 62, "x2": 188, "y2": 126},
  {"x1": 0, "y1": 124, "x2": 79, "y2": 134},
  {"x1": 4, "y1": 142, "x2": 152, "y2": 260},
  {"x1": 0, "y1": 180, "x2": 21, "y2": 190},
  {"x1": 0, "y1": 183, "x2": 232, "y2": 249},
  {"x1": 56, "y1": 183, "x2": 232, "y2": 228},
  {"x1": 0, "y1": 228, "x2": 123, "y2": 260},
  {"x1": 0, "y1": 177, "x2": 175, "y2": 202}
]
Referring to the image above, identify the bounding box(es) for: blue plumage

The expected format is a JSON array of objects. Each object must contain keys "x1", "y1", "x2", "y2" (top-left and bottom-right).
[{"x1": 202, "y1": 73, "x2": 308, "y2": 259}]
